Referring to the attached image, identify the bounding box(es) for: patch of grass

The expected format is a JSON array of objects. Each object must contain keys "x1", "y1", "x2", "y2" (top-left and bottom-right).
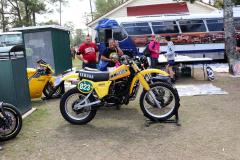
[
  {"x1": 2, "y1": 68, "x2": 240, "y2": 160},
  {"x1": 23, "y1": 108, "x2": 49, "y2": 124},
  {"x1": 72, "y1": 58, "x2": 82, "y2": 70},
  {"x1": 180, "y1": 119, "x2": 186, "y2": 123}
]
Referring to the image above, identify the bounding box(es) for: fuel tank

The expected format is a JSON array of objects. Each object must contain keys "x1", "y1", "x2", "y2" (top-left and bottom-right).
[{"x1": 109, "y1": 64, "x2": 130, "y2": 81}]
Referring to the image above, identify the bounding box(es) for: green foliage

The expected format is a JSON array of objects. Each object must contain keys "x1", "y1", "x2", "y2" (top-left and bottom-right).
[
  {"x1": 0, "y1": 0, "x2": 52, "y2": 30},
  {"x1": 235, "y1": 0, "x2": 240, "y2": 5},
  {"x1": 38, "y1": 20, "x2": 59, "y2": 25},
  {"x1": 181, "y1": 0, "x2": 196, "y2": 3},
  {"x1": 176, "y1": 0, "x2": 240, "y2": 8},
  {"x1": 93, "y1": 0, "x2": 120, "y2": 19},
  {"x1": 180, "y1": 0, "x2": 240, "y2": 6},
  {"x1": 64, "y1": 21, "x2": 76, "y2": 45},
  {"x1": 82, "y1": 12, "x2": 91, "y2": 35},
  {"x1": 75, "y1": 28, "x2": 86, "y2": 46},
  {"x1": 64, "y1": 21, "x2": 75, "y2": 35}
]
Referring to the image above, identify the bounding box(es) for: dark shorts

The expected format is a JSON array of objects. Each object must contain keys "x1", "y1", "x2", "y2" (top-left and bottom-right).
[{"x1": 167, "y1": 60, "x2": 175, "y2": 66}]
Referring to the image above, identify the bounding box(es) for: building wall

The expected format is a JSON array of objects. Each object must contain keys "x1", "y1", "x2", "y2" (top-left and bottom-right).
[
  {"x1": 187, "y1": 2, "x2": 214, "y2": 14},
  {"x1": 90, "y1": 0, "x2": 215, "y2": 41},
  {"x1": 91, "y1": 23, "x2": 98, "y2": 43}
]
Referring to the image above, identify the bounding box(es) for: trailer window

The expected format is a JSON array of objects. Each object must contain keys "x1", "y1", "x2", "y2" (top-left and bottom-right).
[
  {"x1": 113, "y1": 28, "x2": 127, "y2": 41},
  {"x1": 152, "y1": 21, "x2": 179, "y2": 34},
  {"x1": 234, "y1": 18, "x2": 240, "y2": 30},
  {"x1": 99, "y1": 29, "x2": 105, "y2": 43},
  {"x1": 122, "y1": 22, "x2": 149, "y2": 27},
  {"x1": 206, "y1": 19, "x2": 224, "y2": 31},
  {"x1": 0, "y1": 34, "x2": 22, "y2": 47},
  {"x1": 123, "y1": 23, "x2": 152, "y2": 35},
  {"x1": 180, "y1": 20, "x2": 206, "y2": 33}
]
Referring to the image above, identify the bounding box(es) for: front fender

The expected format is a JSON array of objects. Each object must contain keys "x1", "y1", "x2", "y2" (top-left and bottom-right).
[
  {"x1": 139, "y1": 69, "x2": 169, "y2": 76},
  {"x1": 129, "y1": 69, "x2": 169, "y2": 94},
  {"x1": 61, "y1": 73, "x2": 79, "y2": 81}
]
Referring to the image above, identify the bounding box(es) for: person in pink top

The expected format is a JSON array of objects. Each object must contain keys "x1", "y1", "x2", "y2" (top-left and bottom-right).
[{"x1": 149, "y1": 36, "x2": 161, "y2": 77}]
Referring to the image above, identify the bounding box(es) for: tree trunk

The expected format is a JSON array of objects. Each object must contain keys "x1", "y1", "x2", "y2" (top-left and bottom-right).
[
  {"x1": 8, "y1": 0, "x2": 22, "y2": 25},
  {"x1": 25, "y1": 2, "x2": 29, "y2": 26},
  {"x1": 33, "y1": 10, "x2": 36, "y2": 26},
  {"x1": 1, "y1": 0, "x2": 6, "y2": 32},
  {"x1": 16, "y1": 3, "x2": 22, "y2": 24},
  {"x1": 224, "y1": 0, "x2": 240, "y2": 73},
  {"x1": 60, "y1": 0, "x2": 61, "y2": 25},
  {"x1": 89, "y1": 0, "x2": 93, "y2": 21}
]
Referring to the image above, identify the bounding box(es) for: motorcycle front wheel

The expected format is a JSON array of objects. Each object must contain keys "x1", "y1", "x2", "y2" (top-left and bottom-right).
[
  {"x1": 140, "y1": 83, "x2": 180, "y2": 121},
  {"x1": 145, "y1": 83, "x2": 174, "y2": 108},
  {"x1": 43, "y1": 81, "x2": 63, "y2": 97},
  {"x1": 0, "y1": 103, "x2": 22, "y2": 141},
  {"x1": 60, "y1": 87, "x2": 97, "y2": 125}
]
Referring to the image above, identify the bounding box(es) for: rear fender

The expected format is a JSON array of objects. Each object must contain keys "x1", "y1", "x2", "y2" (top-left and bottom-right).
[{"x1": 61, "y1": 73, "x2": 79, "y2": 81}]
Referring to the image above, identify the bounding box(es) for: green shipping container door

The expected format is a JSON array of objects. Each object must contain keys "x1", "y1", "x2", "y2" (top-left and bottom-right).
[
  {"x1": 0, "y1": 46, "x2": 32, "y2": 114},
  {"x1": 52, "y1": 29, "x2": 72, "y2": 75},
  {"x1": 9, "y1": 25, "x2": 72, "y2": 75}
]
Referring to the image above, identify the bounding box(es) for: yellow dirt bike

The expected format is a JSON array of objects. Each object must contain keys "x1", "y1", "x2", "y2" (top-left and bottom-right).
[
  {"x1": 27, "y1": 59, "x2": 65, "y2": 100},
  {"x1": 60, "y1": 56, "x2": 180, "y2": 125}
]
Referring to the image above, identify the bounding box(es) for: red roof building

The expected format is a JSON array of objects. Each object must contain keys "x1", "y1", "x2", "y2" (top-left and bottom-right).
[{"x1": 87, "y1": 0, "x2": 217, "y2": 40}]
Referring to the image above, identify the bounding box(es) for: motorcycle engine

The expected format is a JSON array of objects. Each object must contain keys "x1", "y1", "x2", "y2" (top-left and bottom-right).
[{"x1": 106, "y1": 80, "x2": 129, "y2": 104}]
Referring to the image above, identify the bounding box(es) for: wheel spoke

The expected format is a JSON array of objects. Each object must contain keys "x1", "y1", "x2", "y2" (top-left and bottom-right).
[
  {"x1": 143, "y1": 85, "x2": 176, "y2": 119},
  {"x1": 0, "y1": 111, "x2": 17, "y2": 137},
  {"x1": 64, "y1": 93, "x2": 91, "y2": 121}
]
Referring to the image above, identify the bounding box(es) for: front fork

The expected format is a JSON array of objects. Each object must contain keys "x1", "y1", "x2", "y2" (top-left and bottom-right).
[
  {"x1": 138, "y1": 74, "x2": 162, "y2": 109},
  {"x1": 0, "y1": 102, "x2": 9, "y2": 128},
  {"x1": 0, "y1": 102, "x2": 5, "y2": 118}
]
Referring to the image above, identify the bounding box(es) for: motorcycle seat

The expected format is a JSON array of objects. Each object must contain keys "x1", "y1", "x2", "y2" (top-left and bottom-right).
[
  {"x1": 76, "y1": 70, "x2": 109, "y2": 81},
  {"x1": 83, "y1": 67, "x2": 99, "y2": 71}
]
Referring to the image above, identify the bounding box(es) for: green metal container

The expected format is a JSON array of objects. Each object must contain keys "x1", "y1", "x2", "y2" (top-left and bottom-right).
[
  {"x1": 0, "y1": 46, "x2": 32, "y2": 114},
  {"x1": 181, "y1": 67, "x2": 192, "y2": 77},
  {"x1": 9, "y1": 25, "x2": 72, "y2": 75}
]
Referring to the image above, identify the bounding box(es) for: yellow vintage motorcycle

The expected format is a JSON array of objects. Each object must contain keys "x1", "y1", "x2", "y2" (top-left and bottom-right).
[
  {"x1": 27, "y1": 59, "x2": 64, "y2": 99},
  {"x1": 60, "y1": 56, "x2": 180, "y2": 125}
]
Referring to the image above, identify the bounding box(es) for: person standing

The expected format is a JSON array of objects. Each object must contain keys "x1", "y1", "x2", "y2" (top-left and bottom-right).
[
  {"x1": 236, "y1": 38, "x2": 240, "y2": 51},
  {"x1": 164, "y1": 35, "x2": 175, "y2": 84},
  {"x1": 71, "y1": 46, "x2": 76, "y2": 59},
  {"x1": 76, "y1": 35, "x2": 99, "y2": 69},
  {"x1": 101, "y1": 39, "x2": 123, "y2": 71},
  {"x1": 149, "y1": 36, "x2": 161, "y2": 77}
]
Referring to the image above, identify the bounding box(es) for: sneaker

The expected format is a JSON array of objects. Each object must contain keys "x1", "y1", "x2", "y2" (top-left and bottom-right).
[{"x1": 174, "y1": 75, "x2": 179, "y2": 81}]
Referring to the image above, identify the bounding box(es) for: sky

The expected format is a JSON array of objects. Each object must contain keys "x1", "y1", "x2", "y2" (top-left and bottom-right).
[{"x1": 36, "y1": 0, "x2": 94, "y2": 31}]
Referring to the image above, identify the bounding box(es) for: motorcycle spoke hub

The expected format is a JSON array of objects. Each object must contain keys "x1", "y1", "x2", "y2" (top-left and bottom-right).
[{"x1": 0, "y1": 112, "x2": 16, "y2": 134}]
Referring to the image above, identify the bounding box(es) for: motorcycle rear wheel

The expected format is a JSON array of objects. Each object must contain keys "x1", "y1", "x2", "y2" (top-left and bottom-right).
[
  {"x1": 43, "y1": 81, "x2": 63, "y2": 97},
  {"x1": 140, "y1": 83, "x2": 179, "y2": 121},
  {"x1": 60, "y1": 87, "x2": 97, "y2": 125},
  {"x1": 0, "y1": 103, "x2": 22, "y2": 141}
]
